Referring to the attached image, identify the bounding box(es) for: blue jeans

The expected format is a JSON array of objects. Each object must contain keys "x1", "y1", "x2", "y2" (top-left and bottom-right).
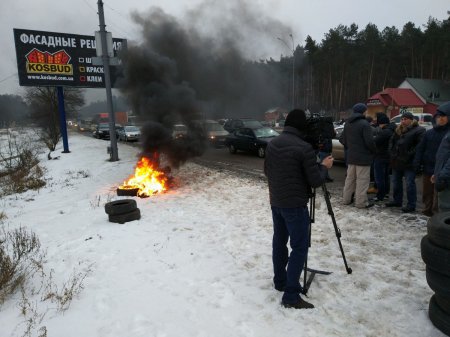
[
  {"x1": 271, "y1": 206, "x2": 309, "y2": 304},
  {"x1": 392, "y1": 168, "x2": 417, "y2": 209},
  {"x1": 374, "y1": 160, "x2": 389, "y2": 200}
]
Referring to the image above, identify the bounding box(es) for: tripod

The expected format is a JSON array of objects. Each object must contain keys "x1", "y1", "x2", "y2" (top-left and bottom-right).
[{"x1": 302, "y1": 183, "x2": 352, "y2": 295}]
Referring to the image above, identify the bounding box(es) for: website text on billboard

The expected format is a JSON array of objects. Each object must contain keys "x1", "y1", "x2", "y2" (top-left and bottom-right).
[{"x1": 13, "y1": 28, "x2": 126, "y2": 88}]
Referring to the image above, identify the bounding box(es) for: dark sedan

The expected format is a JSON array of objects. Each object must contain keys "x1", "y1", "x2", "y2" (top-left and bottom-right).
[{"x1": 225, "y1": 127, "x2": 279, "y2": 158}]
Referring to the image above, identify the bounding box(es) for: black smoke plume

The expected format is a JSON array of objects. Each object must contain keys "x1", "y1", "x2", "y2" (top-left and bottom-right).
[{"x1": 118, "y1": 0, "x2": 292, "y2": 168}]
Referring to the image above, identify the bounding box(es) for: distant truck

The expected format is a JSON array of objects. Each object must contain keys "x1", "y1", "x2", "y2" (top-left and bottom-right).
[{"x1": 93, "y1": 112, "x2": 128, "y2": 126}]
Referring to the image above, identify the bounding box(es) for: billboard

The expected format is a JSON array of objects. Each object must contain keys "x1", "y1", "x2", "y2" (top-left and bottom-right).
[{"x1": 13, "y1": 28, "x2": 126, "y2": 88}]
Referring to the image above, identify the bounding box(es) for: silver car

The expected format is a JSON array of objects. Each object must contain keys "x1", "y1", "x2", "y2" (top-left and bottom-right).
[{"x1": 117, "y1": 125, "x2": 141, "y2": 142}]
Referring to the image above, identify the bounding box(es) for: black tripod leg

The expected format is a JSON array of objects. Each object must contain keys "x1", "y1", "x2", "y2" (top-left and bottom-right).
[
  {"x1": 303, "y1": 190, "x2": 315, "y2": 294},
  {"x1": 321, "y1": 183, "x2": 353, "y2": 274}
]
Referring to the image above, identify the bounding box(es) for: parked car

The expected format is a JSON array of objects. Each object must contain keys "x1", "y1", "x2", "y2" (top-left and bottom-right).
[
  {"x1": 117, "y1": 125, "x2": 141, "y2": 142},
  {"x1": 334, "y1": 124, "x2": 345, "y2": 139},
  {"x1": 194, "y1": 120, "x2": 229, "y2": 147},
  {"x1": 93, "y1": 123, "x2": 122, "y2": 139},
  {"x1": 223, "y1": 118, "x2": 263, "y2": 133},
  {"x1": 225, "y1": 127, "x2": 279, "y2": 158},
  {"x1": 332, "y1": 138, "x2": 345, "y2": 162},
  {"x1": 172, "y1": 124, "x2": 188, "y2": 139},
  {"x1": 93, "y1": 123, "x2": 111, "y2": 139}
]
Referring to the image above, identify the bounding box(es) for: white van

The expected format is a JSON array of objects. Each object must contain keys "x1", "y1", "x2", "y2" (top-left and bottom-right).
[{"x1": 390, "y1": 113, "x2": 433, "y2": 129}]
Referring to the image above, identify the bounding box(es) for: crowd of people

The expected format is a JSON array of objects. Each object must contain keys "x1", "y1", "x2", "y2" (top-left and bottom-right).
[
  {"x1": 339, "y1": 101, "x2": 450, "y2": 215},
  {"x1": 263, "y1": 104, "x2": 450, "y2": 310}
]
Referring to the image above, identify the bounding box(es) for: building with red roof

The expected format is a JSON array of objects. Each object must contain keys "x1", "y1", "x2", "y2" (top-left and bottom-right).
[{"x1": 366, "y1": 88, "x2": 425, "y2": 119}]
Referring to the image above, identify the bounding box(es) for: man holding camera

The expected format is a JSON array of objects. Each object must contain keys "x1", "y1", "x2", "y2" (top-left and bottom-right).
[{"x1": 264, "y1": 109, "x2": 333, "y2": 309}]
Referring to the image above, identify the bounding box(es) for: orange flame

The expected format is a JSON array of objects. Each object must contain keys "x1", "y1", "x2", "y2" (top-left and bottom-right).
[{"x1": 119, "y1": 156, "x2": 168, "y2": 197}]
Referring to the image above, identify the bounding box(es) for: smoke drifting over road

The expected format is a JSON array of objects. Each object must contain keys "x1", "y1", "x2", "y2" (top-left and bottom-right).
[{"x1": 118, "y1": 0, "x2": 293, "y2": 167}]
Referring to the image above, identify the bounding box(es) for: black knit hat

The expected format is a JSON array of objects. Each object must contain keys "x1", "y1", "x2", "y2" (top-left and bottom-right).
[
  {"x1": 376, "y1": 113, "x2": 389, "y2": 125},
  {"x1": 402, "y1": 112, "x2": 414, "y2": 120},
  {"x1": 353, "y1": 103, "x2": 367, "y2": 114},
  {"x1": 284, "y1": 109, "x2": 307, "y2": 131},
  {"x1": 436, "y1": 101, "x2": 450, "y2": 117}
]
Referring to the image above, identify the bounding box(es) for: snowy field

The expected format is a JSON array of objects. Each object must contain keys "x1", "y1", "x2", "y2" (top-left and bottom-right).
[{"x1": 0, "y1": 131, "x2": 445, "y2": 337}]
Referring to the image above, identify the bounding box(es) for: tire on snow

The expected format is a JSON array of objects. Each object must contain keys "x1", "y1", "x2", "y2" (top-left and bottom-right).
[
  {"x1": 108, "y1": 208, "x2": 141, "y2": 224},
  {"x1": 421, "y1": 235, "x2": 450, "y2": 277},
  {"x1": 429, "y1": 294, "x2": 450, "y2": 336},
  {"x1": 427, "y1": 211, "x2": 450, "y2": 250},
  {"x1": 426, "y1": 267, "x2": 450, "y2": 298},
  {"x1": 435, "y1": 293, "x2": 450, "y2": 315},
  {"x1": 105, "y1": 199, "x2": 137, "y2": 215}
]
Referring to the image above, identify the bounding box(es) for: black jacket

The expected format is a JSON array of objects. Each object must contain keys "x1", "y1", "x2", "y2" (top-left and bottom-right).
[
  {"x1": 389, "y1": 121, "x2": 425, "y2": 170},
  {"x1": 339, "y1": 113, "x2": 376, "y2": 165},
  {"x1": 264, "y1": 126, "x2": 326, "y2": 208},
  {"x1": 435, "y1": 131, "x2": 450, "y2": 191},
  {"x1": 373, "y1": 123, "x2": 396, "y2": 162},
  {"x1": 413, "y1": 123, "x2": 449, "y2": 175}
]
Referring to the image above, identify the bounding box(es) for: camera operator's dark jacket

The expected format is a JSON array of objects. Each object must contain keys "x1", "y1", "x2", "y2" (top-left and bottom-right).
[
  {"x1": 389, "y1": 120, "x2": 425, "y2": 170},
  {"x1": 339, "y1": 113, "x2": 376, "y2": 165},
  {"x1": 264, "y1": 126, "x2": 326, "y2": 208},
  {"x1": 373, "y1": 122, "x2": 396, "y2": 162}
]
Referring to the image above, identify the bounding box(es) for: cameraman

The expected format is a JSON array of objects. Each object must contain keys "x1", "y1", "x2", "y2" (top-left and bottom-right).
[{"x1": 264, "y1": 109, "x2": 333, "y2": 309}]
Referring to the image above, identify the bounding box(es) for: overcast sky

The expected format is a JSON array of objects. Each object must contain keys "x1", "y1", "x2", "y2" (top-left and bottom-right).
[{"x1": 0, "y1": 0, "x2": 448, "y2": 101}]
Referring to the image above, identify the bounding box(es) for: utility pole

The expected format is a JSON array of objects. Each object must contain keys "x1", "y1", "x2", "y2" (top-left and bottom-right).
[{"x1": 97, "y1": 0, "x2": 118, "y2": 161}]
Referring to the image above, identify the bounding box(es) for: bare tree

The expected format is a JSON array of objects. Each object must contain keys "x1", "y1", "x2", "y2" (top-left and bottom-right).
[{"x1": 25, "y1": 87, "x2": 84, "y2": 159}]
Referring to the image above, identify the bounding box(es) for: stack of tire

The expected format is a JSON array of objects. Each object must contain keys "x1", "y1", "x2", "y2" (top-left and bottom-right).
[
  {"x1": 105, "y1": 199, "x2": 141, "y2": 224},
  {"x1": 421, "y1": 211, "x2": 450, "y2": 336}
]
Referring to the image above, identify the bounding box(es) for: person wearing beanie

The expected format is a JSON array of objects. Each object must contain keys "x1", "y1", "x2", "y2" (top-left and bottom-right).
[
  {"x1": 340, "y1": 103, "x2": 377, "y2": 208},
  {"x1": 264, "y1": 108, "x2": 333, "y2": 310},
  {"x1": 401, "y1": 111, "x2": 415, "y2": 120},
  {"x1": 386, "y1": 112, "x2": 426, "y2": 212},
  {"x1": 416, "y1": 102, "x2": 450, "y2": 214},
  {"x1": 353, "y1": 103, "x2": 368, "y2": 114},
  {"x1": 372, "y1": 113, "x2": 396, "y2": 202}
]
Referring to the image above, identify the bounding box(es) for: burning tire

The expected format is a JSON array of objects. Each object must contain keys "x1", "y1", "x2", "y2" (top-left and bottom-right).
[
  {"x1": 427, "y1": 212, "x2": 450, "y2": 250},
  {"x1": 429, "y1": 295, "x2": 450, "y2": 336},
  {"x1": 421, "y1": 235, "x2": 450, "y2": 277},
  {"x1": 105, "y1": 199, "x2": 137, "y2": 216},
  {"x1": 108, "y1": 208, "x2": 141, "y2": 224}
]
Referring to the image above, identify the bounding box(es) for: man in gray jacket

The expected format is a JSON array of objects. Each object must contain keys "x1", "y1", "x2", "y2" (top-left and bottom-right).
[
  {"x1": 340, "y1": 103, "x2": 377, "y2": 208},
  {"x1": 264, "y1": 109, "x2": 333, "y2": 310}
]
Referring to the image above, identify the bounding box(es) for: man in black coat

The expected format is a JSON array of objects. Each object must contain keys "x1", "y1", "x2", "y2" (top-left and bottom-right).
[
  {"x1": 264, "y1": 109, "x2": 333, "y2": 310},
  {"x1": 372, "y1": 113, "x2": 395, "y2": 202},
  {"x1": 340, "y1": 103, "x2": 377, "y2": 208},
  {"x1": 413, "y1": 106, "x2": 449, "y2": 216},
  {"x1": 386, "y1": 112, "x2": 425, "y2": 212},
  {"x1": 431, "y1": 101, "x2": 450, "y2": 212}
]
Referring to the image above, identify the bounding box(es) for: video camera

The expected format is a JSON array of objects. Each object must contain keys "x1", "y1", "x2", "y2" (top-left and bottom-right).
[{"x1": 302, "y1": 113, "x2": 335, "y2": 150}]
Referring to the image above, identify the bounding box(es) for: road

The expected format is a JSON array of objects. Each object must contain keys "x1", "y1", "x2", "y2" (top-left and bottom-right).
[
  {"x1": 86, "y1": 132, "x2": 424, "y2": 211},
  {"x1": 192, "y1": 145, "x2": 424, "y2": 211},
  {"x1": 193, "y1": 146, "x2": 347, "y2": 182}
]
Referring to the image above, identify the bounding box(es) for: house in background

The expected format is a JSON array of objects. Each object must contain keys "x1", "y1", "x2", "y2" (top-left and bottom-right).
[
  {"x1": 399, "y1": 78, "x2": 450, "y2": 114},
  {"x1": 366, "y1": 88, "x2": 425, "y2": 119},
  {"x1": 264, "y1": 107, "x2": 288, "y2": 125},
  {"x1": 365, "y1": 78, "x2": 450, "y2": 119}
]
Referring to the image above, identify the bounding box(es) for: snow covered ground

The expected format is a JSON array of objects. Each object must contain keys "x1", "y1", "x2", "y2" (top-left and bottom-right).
[{"x1": 0, "y1": 131, "x2": 445, "y2": 337}]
